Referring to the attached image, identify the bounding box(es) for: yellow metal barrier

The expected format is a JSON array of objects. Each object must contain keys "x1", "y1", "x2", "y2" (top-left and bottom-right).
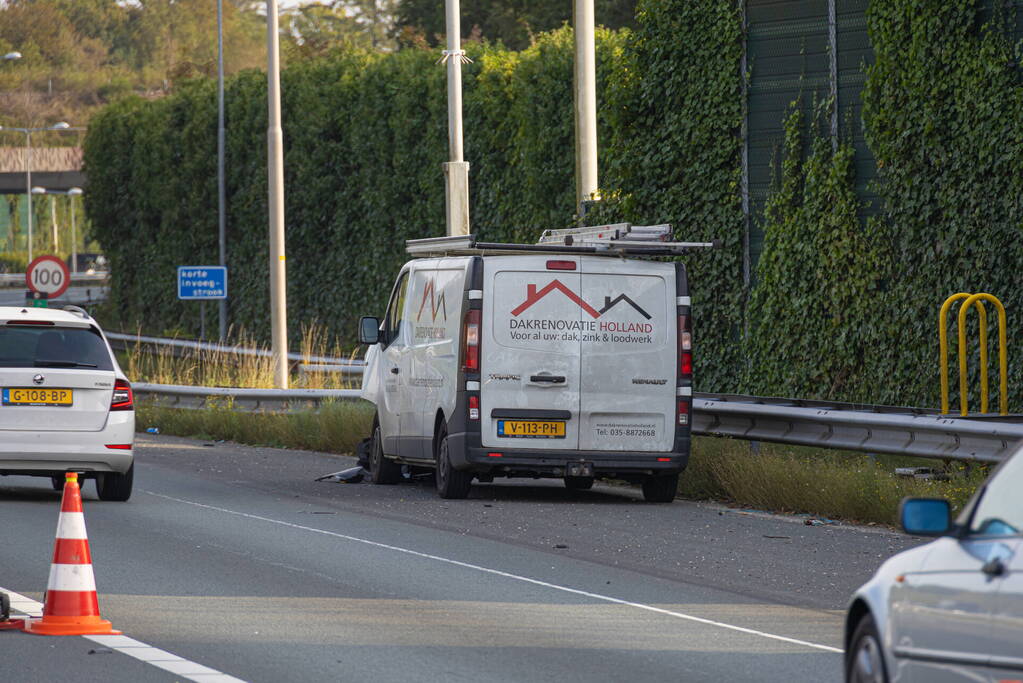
[{"x1": 939, "y1": 292, "x2": 1007, "y2": 416}]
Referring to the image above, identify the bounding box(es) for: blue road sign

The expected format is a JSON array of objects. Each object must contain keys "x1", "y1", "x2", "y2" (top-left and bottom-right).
[{"x1": 177, "y1": 266, "x2": 227, "y2": 300}]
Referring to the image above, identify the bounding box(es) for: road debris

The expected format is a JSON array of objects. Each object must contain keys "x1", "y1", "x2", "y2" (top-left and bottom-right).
[{"x1": 315, "y1": 466, "x2": 366, "y2": 483}]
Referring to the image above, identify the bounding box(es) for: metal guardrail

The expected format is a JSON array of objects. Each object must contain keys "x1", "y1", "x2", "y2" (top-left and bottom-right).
[
  {"x1": 132, "y1": 383, "x2": 1023, "y2": 462},
  {"x1": 693, "y1": 394, "x2": 1023, "y2": 463},
  {"x1": 134, "y1": 383, "x2": 362, "y2": 411},
  {"x1": 0, "y1": 272, "x2": 109, "y2": 288},
  {"x1": 106, "y1": 332, "x2": 365, "y2": 370}
]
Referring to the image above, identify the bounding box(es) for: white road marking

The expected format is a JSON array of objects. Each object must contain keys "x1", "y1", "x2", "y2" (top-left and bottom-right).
[
  {"x1": 145, "y1": 490, "x2": 844, "y2": 655},
  {"x1": 0, "y1": 590, "x2": 247, "y2": 683}
]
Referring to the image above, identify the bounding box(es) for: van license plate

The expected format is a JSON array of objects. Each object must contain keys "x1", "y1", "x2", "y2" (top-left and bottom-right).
[
  {"x1": 2, "y1": 388, "x2": 73, "y2": 406},
  {"x1": 498, "y1": 420, "x2": 565, "y2": 439}
]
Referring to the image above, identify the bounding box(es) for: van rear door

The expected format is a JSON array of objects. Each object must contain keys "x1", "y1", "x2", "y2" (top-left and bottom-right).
[
  {"x1": 578, "y1": 258, "x2": 675, "y2": 452},
  {"x1": 482, "y1": 256, "x2": 583, "y2": 450}
]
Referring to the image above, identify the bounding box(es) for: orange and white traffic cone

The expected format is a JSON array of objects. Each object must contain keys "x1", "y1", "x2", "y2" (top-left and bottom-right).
[{"x1": 23, "y1": 472, "x2": 121, "y2": 636}]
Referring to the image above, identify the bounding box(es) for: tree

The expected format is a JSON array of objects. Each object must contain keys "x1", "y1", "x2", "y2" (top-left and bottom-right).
[
  {"x1": 395, "y1": 0, "x2": 637, "y2": 50},
  {"x1": 283, "y1": 1, "x2": 400, "y2": 56}
]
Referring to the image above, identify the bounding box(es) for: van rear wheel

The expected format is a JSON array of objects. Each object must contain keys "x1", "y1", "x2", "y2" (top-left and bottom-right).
[
  {"x1": 564, "y1": 476, "x2": 594, "y2": 491},
  {"x1": 370, "y1": 425, "x2": 401, "y2": 485},
  {"x1": 642, "y1": 473, "x2": 679, "y2": 503},
  {"x1": 436, "y1": 430, "x2": 472, "y2": 499}
]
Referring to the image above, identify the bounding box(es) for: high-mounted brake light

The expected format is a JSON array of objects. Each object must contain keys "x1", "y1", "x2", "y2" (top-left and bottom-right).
[
  {"x1": 468, "y1": 395, "x2": 480, "y2": 421},
  {"x1": 6, "y1": 320, "x2": 54, "y2": 326},
  {"x1": 462, "y1": 309, "x2": 480, "y2": 372},
  {"x1": 110, "y1": 379, "x2": 133, "y2": 411},
  {"x1": 546, "y1": 260, "x2": 576, "y2": 271}
]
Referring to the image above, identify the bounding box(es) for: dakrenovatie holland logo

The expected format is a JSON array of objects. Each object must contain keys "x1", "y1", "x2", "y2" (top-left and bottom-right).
[
  {"x1": 508, "y1": 279, "x2": 655, "y2": 342},
  {"x1": 511, "y1": 279, "x2": 651, "y2": 320}
]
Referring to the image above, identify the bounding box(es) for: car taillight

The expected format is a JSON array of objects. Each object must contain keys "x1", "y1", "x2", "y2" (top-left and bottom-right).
[
  {"x1": 677, "y1": 400, "x2": 690, "y2": 426},
  {"x1": 468, "y1": 395, "x2": 480, "y2": 421},
  {"x1": 462, "y1": 309, "x2": 480, "y2": 372},
  {"x1": 110, "y1": 379, "x2": 133, "y2": 411},
  {"x1": 679, "y1": 314, "x2": 692, "y2": 380}
]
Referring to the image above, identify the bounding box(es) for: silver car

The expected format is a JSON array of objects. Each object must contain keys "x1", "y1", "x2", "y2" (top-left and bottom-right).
[{"x1": 845, "y1": 447, "x2": 1023, "y2": 682}]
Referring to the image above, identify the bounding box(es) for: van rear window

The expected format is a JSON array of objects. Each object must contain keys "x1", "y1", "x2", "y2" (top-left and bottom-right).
[{"x1": 0, "y1": 326, "x2": 114, "y2": 370}]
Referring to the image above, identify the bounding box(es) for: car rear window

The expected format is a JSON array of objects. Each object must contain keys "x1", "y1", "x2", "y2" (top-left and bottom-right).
[{"x1": 0, "y1": 325, "x2": 114, "y2": 371}]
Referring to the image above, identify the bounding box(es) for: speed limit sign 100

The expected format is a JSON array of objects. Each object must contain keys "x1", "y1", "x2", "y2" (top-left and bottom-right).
[{"x1": 25, "y1": 255, "x2": 71, "y2": 299}]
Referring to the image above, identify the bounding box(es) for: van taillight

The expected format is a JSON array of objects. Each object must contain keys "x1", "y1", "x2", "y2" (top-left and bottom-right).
[
  {"x1": 677, "y1": 400, "x2": 690, "y2": 426},
  {"x1": 546, "y1": 260, "x2": 576, "y2": 271},
  {"x1": 110, "y1": 379, "x2": 133, "y2": 411},
  {"x1": 678, "y1": 314, "x2": 692, "y2": 380},
  {"x1": 468, "y1": 395, "x2": 480, "y2": 421},
  {"x1": 462, "y1": 309, "x2": 480, "y2": 372}
]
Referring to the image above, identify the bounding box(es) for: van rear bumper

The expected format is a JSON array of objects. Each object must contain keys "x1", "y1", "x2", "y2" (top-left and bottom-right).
[{"x1": 447, "y1": 431, "x2": 689, "y2": 476}]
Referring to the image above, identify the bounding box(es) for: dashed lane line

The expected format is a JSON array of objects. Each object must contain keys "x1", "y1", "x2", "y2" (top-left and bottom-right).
[{"x1": 145, "y1": 489, "x2": 845, "y2": 655}]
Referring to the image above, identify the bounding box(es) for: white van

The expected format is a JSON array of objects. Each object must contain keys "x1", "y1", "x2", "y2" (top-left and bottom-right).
[{"x1": 359, "y1": 228, "x2": 713, "y2": 501}]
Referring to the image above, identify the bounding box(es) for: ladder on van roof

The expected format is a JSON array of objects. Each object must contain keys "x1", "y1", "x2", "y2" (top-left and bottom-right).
[{"x1": 406, "y1": 223, "x2": 722, "y2": 257}]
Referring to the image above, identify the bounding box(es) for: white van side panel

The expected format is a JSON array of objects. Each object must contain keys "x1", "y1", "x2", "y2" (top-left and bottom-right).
[
  {"x1": 406, "y1": 258, "x2": 468, "y2": 452},
  {"x1": 578, "y1": 260, "x2": 676, "y2": 452},
  {"x1": 481, "y1": 257, "x2": 582, "y2": 450}
]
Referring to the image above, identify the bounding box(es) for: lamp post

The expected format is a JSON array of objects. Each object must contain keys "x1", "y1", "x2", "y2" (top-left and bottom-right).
[
  {"x1": 266, "y1": 0, "x2": 288, "y2": 389},
  {"x1": 30, "y1": 186, "x2": 82, "y2": 272},
  {"x1": 0, "y1": 121, "x2": 72, "y2": 262}
]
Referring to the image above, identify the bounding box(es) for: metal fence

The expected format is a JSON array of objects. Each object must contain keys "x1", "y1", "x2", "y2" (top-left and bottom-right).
[{"x1": 133, "y1": 383, "x2": 1023, "y2": 463}]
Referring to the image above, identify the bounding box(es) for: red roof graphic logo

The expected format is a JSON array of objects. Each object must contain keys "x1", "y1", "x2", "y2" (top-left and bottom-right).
[
  {"x1": 416, "y1": 278, "x2": 447, "y2": 322},
  {"x1": 511, "y1": 280, "x2": 600, "y2": 318}
]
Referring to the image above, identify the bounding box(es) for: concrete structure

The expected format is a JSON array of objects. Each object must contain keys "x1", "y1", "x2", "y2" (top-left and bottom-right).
[{"x1": 0, "y1": 147, "x2": 84, "y2": 193}]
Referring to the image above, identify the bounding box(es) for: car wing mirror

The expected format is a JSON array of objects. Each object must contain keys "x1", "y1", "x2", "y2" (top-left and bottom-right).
[
  {"x1": 358, "y1": 316, "x2": 380, "y2": 345},
  {"x1": 900, "y1": 497, "x2": 952, "y2": 536}
]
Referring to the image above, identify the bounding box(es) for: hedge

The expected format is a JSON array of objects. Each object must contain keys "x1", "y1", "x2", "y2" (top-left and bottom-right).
[{"x1": 85, "y1": 0, "x2": 1022, "y2": 409}]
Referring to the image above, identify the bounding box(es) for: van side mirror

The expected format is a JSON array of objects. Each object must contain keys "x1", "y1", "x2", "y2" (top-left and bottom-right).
[
  {"x1": 900, "y1": 497, "x2": 951, "y2": 536},
  {"x1": 358, "y1": 317, "x2": 380, "y2": 345}
]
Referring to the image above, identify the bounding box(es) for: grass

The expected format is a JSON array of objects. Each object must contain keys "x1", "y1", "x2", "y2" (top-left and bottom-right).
[
  {"x1": 680, "y1": 438, "x2": 987, "y2": 525},
  {"x1": 121, "y1": 323, "x2": 362, "y2": 390},
  {"x1": 137, "y1": 401, "x2": 375, "y2": 455}
]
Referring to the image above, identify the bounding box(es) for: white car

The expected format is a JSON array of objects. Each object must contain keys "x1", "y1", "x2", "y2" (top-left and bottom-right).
[
  {"x1": 0, "y1": 305, "x2": 135, "y2": 501},
  {"x1": 845, "y1": 447, "x2": 1023, "y2": 682},
  {"x1": 358, "y1": 230, "x2": 698, "y2": 501}
]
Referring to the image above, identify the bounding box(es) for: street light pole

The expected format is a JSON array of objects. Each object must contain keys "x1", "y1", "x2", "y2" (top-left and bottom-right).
[
  {"x1": 30, "y1": 185, "x2": 83, "y2": 270},
  {"x1": 573, "y1": 0, "x2": 598, "y2": 214},
  {"x1": 266, "y1": 0, "x2": 288, "y2": 389},
  {"x1": 25, "y1": 130, "x2": 33, "y2": 262},
  {"x1": 217, "y1": 0, "x2": 228, "y2": 341},
  {"x1": 442, "y1": 0, "x2": 470, "y2": 236}
]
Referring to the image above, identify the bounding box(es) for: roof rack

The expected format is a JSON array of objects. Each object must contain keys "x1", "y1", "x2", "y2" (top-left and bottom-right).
[
  {"x1": 406, "y1": 226, "x2": 721, "y2": 258},
  {"x1": 61, "y1": 305, "x2": 90, "y2": 320}
]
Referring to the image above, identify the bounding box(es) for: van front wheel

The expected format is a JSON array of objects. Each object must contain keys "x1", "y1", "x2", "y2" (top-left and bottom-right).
[
  {"x1": 370, "y1": 425, "x2": 401, "y2": 485},
  {"x1": 642, "y1": 473, "x2": 679, "y2": 503},
  {"x1": 435, "y1": 431, "x2": 472, "y2": 499}
]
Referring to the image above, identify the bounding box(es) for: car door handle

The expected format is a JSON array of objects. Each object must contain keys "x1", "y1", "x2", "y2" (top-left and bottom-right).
[
  {"x1": 529, "y1": 375, "x2": 565, "y2": 384},
  {"x1": 390, "y1": 367, "x2": 400, "y2": 375},
  {"x1": 982, "y1": 557, "x2": 1006, "y2": 577}
]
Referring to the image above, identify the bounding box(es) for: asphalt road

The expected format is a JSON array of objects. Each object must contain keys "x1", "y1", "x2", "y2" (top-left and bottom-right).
[{"x1": 0, "y1": 434, "x2": 922, "y2": 682}]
